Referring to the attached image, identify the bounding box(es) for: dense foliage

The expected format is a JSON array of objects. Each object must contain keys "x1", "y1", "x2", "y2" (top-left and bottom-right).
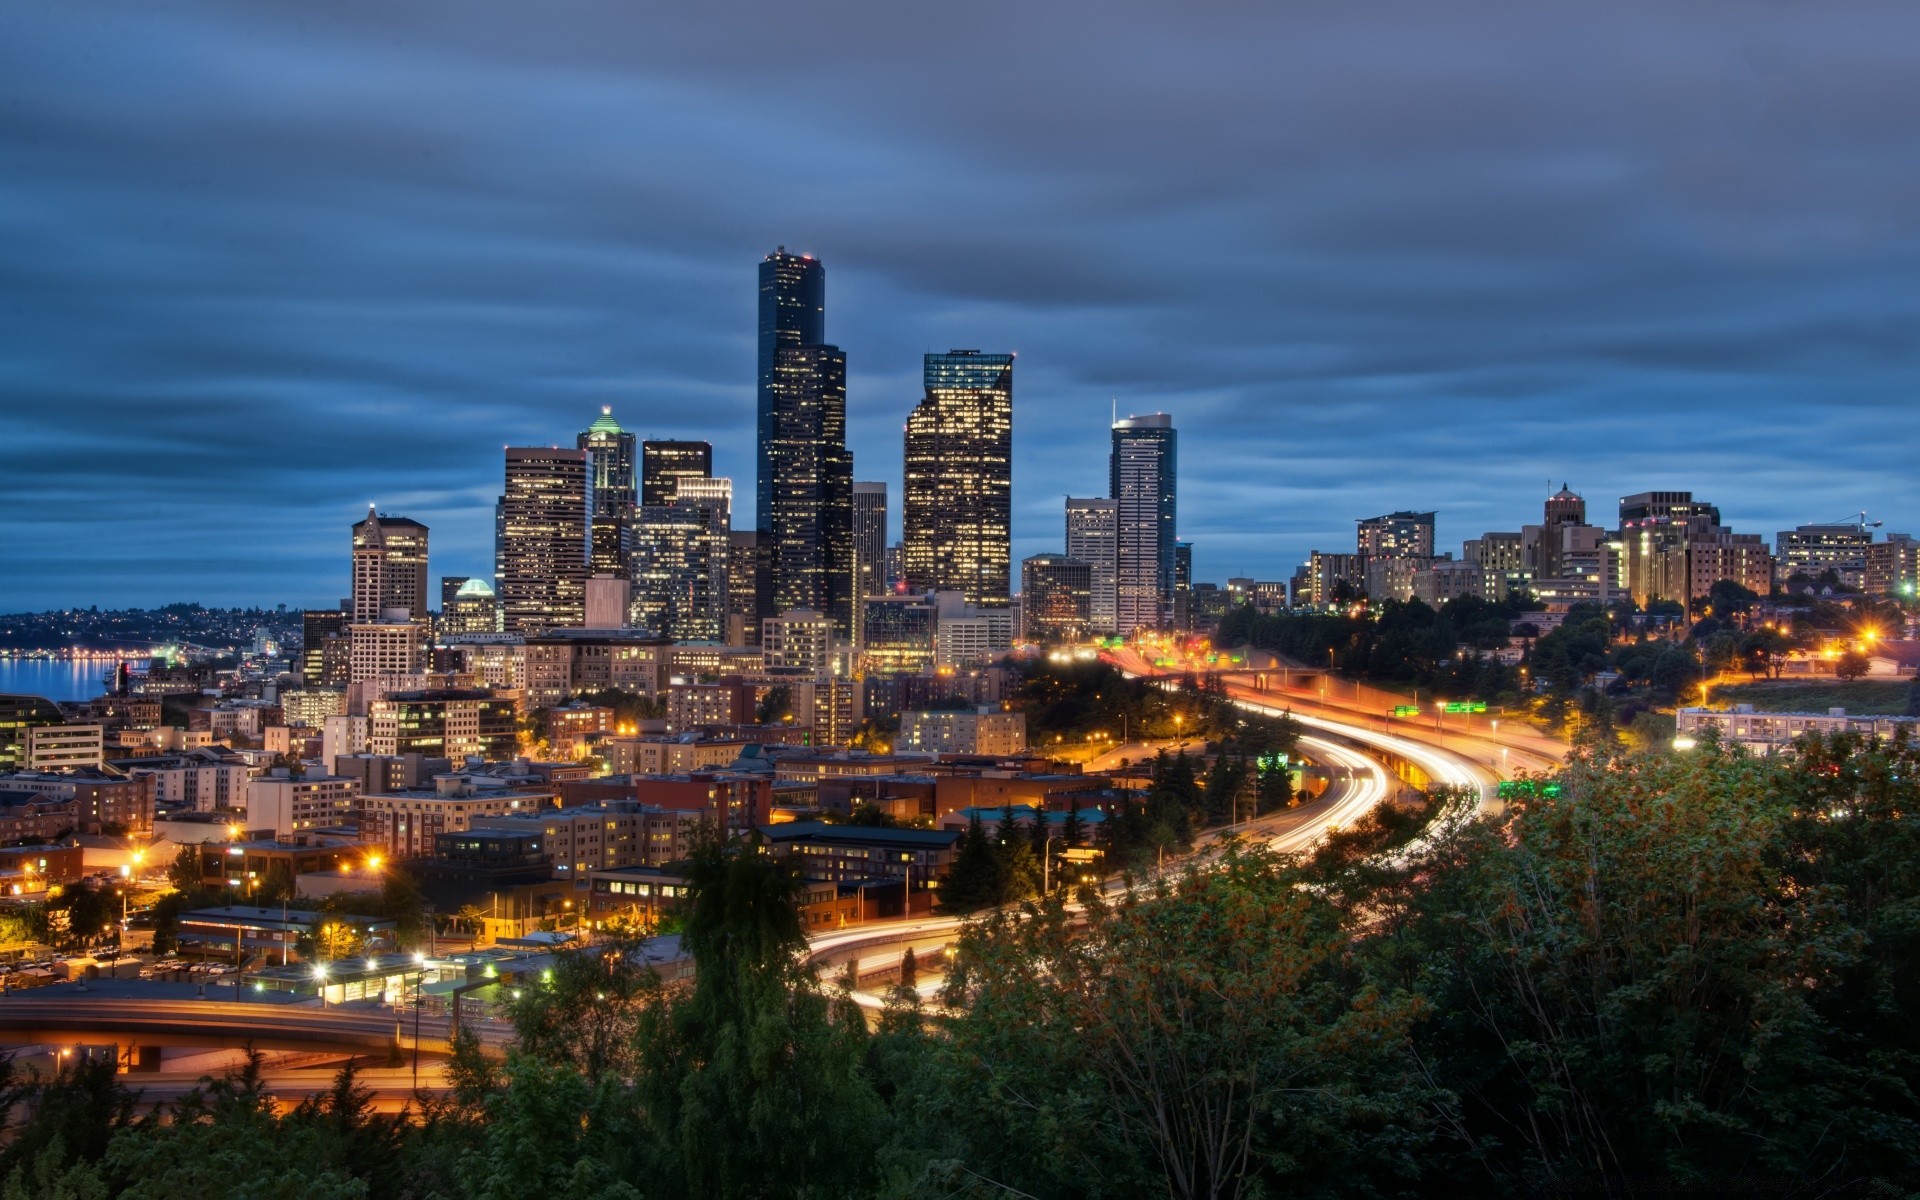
[
  {"x1": 1220, "y1": 594, "x2": 1526, "y2": 700},
  {"x1": 10, "y1": 734, "x2": 1920, "y2": 1196}
]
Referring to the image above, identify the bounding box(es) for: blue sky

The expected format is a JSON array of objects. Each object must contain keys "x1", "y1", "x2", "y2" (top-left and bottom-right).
[{"x1": 2, "y1": 1, "x2": 1918, "y2": 609}]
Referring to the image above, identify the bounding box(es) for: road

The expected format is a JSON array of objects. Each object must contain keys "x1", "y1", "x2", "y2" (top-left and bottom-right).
[{"x1": 811, "y1": 729, "x2": 1395, "y2": 1008}]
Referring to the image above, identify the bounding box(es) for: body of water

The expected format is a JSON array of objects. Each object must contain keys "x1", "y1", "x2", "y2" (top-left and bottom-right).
[{"x1": 0, "y1": 658, "x2": 134, "y2": 703}]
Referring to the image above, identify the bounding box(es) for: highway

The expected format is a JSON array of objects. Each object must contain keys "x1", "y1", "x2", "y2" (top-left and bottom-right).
[{"x1": 810, "y1": 728, "x2": 1395, "y2": 1008}]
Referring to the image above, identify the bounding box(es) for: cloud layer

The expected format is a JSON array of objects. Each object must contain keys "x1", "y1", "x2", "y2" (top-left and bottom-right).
[{"x1": 2, "y1": 1, "x2": 1917, "y2": 608}]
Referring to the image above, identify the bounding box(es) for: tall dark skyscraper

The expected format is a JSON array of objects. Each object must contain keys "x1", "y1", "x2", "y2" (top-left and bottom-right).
[
  {"x1": 852, "y1": 481, "x2": 888, "y2": 645},
  {"x1": 1111, "y1": 413, "x2": 1177, "y2": 633},
  {"x1": 757, "y1": 248, "x2": 825, "y2": 540},
  {"x1": 767, "y1": 344, "x2": 854, "y2": 636},
  {"x1": 902, "y1": 350, "x2": 1014, "y2": 607},
  {"x1": 578, "y1": 407, "x2": 637, "y2": 579},
  {"x1": 641, "y1": 440, "x2": 713, "y2": 508},
  {"x1": 755, "y1": 248, "x2": 851, "y2": 636}
]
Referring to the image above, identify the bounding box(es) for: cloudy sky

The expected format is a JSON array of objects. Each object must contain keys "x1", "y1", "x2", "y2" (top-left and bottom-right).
[{"x1": 3, "y1": 1, "x2": 1918, "y2": 610}]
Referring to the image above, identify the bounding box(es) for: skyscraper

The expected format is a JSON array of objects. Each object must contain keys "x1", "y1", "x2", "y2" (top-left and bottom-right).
[
  {"x1": 1065, "y1": 497, "x2": 1119, "y2": 635},
  {"x1": 497, "y1": 447, "x2": 591, "y2": 634},
  {"x1": 641, "y1": 440, "x2": 713, "y2": 508},
  {"x1": 350, "y1": 507, "x2": 429, "y2": 623},
  {"x1": 757, "y1": 248, "x2": 825, "y2": 540},
  {"x1": 633, "y1": 477, "x2": 732, "y2": 641},
  {"x1": 1110, "y1": 414, "x2": 1177, "y2": 634},
  {"x1": 578, "y1": 408, "x2": 637, "y2": 579},
  {"x1": 903, "y1": 351, "x2": 1014, "y2": 607},
  {"x1": 755, "y1": 248, "x2": 850, "y2": 635},
  {"x1": 852, "y1": 482, "x2": 888, "y2": 646},
  {"x1": 766, "y1": 343, "x2": 855, "y2": 637},
  {"x1": 1173, "y1": 540, "x2": 1193, "y2": 632}
]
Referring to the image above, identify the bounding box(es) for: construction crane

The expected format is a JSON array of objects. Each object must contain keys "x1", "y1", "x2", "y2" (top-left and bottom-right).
[{"x1": 1819, "y1": 510, "x2": 1882, "y2": 530}]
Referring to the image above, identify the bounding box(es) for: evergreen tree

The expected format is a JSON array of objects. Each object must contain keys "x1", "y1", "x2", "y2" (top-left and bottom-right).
[
  {"x1": 941, "y1": 813, "x2": 999, "y2": 912},
  {"x1": 1061, "y1": 803, "x2": 1085, "y2": 849}
]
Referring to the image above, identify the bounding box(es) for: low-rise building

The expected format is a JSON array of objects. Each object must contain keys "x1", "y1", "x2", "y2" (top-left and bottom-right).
[
  {"x1": 24, "y1": 724, "x2": 104, "y2": 771},
  {"x1": 0, "y1": 790, "x2": 79, "y2": 843},
  {"x1": 602, "y1": 736, "x2": 746, "y2": 776},
  {"x1": 359, "y1": 773, "x2": 557, "y2": 859},
  {"x1": 115, "y1": 748, "x2": 253, "y2": 812},
  {"x1": 0, "y1": 769, "x2": 156, "y2": 834},
  {"x1": 1677, "y1": 705, "x2": 1920, "y2": 754},
  {"x1": 754, "y1": 821, "x2": 959, "y2": 909},
  {"x1": 898, "y1": 708, "x2": 1027, "y2": 756}
]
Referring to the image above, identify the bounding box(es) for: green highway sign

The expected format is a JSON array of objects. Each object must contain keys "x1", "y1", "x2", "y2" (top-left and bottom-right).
[{"x1": 1391, "y1": 705, "x2": 1420, "y2": 717}]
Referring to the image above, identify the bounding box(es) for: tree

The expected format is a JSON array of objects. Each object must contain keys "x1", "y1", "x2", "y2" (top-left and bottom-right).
[
  {"x1": 941, "y1": 814, "x2": 999, "y2": 913},
  {"x1": 1835, "y1": 648, "x2": 1871, "y2": 681},
  {"x1": 755, "y1": 686, "x2": 793, "y2": 725}
]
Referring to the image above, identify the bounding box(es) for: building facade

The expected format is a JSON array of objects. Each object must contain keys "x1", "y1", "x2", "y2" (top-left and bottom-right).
[
  {"x1": 1020, "y1": 555, "x2": 1093, "y2": 643},
  {"x1": 579, "y1": 407, "x2": 638, "y2": 579},
  {"x1": 902, "y1": 351, "x2": 1014, "y2": 607},
  {"x1": 498, "y1": 447, "x2": 591, "y2": 633},
  {"x1": 1065, "y1": 497, "x2": 1119, "y2": 635},
  {"x1": 1110, "y1": 415, "x2": 1177, "y2": 634}
]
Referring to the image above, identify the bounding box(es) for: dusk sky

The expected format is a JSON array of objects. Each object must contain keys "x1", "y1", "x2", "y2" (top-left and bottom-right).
[{"x1": 3, "y1": 1, "x2": 1918, "y2": 610}]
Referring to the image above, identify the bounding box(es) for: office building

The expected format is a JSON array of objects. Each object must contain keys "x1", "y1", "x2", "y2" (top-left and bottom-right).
[
  {"x1": 1021, "y1": 555, "x2": 1094, "y2": 643},
  {"x1": 757, "y1": 248, "x2": 826, "y2": 535},
  {"x1": 632, "y1": 477, "x2": 731, "y2": 641},
  {"x1": 498, "y1": 447, "x2": 591, "y2": 633},
  {"x1": 765, "y1": 343, "x2": 855, "y2": 635},
  {"x1": 902, "y1": 351, "x2": 1014, "y2": 606},
  {"x1": 301, "y1": 609, "x2": 349, "y2": 688},
  {"x1": 1776, "y1": 522, "x2": 1875, "y2": 587},
  {"x1": 1065, "y1": 497, "x2": 1119, "y2": 634},
  {"x1": 1544, "y1": 484, "x2": 1586, "y2": 529},
  {"x1": 579, "y1": 407, "x2": 638, "y2": 578},
  {"x1": 1111, "y1": 414, "x2": 1177, "y2": 633},
  {"x1": 1866, "y1": 535, "x2": 1920, "y2": 597},
  {"x1": 898, "y1": 708, "x2": 1027, "y2": 757},
  {"x1": 348, "y1": 620, "x2": 425, "y2": 685},
  {"x1": 725, "y1": 530, "x2": 763, "y2": 647},
  {"x1": 852, "y1": 481, "x2": 888, "y2": 644},
  {"x1": 351, "y1": 507, "x2": 430, "y2": 623},
  {"x1": 860, "y1": 595, "x2": 938, "y2": 675},
  {"x1": 1618, "y1": 491, "x2": 1771, "y2": 607},
  {"x1": 1173, "y1": 541, "x2": 1193, "y2": 631},
  {"x1": 367, "y1": 689, "x2": 518, "y2": 760},
  {"x1": 640, "y1": 439, "x2": 713, "y2": 508},
  {"x1": 762, "y1": 610, "x2": 836, "y2": 677},
  {"x1": 442, "y1": 578, "x2": 502, "y2": 635}
]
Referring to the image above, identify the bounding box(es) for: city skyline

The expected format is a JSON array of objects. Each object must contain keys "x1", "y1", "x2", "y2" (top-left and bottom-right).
[{"x1": 5, "y1": 3, "x2": 1920, "y2": 609}]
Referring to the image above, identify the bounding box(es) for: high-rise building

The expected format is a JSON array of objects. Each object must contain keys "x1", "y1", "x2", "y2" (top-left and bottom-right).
[
  {"x1": 349, "y1": 620, "x2": 425, "y2": 684},
  {"x1": 443, "y1": 579, "x2": 502, "y2": 635},
  {"x1": 1865, "y1": 534, "x2": 1920, "y2": 597},
  {"x1": 1110, "y1": 415, "x2": 1177, "y2": 633},
  {"x1": 1304, "y1": 552, "x2": 1364, "y2": 608},
  {"x1": 1065, "y1": 497, "x2": 1119, "y2": 635},
  {"x1": 579, "y1": 408, "x2": 638, "y2": 579},
  {"x1": 641, "y1": 440, "x2": 713, "y2": 508},
  {"x1": 301, "y1": 609, "x2": 349, "y2": 688},
  {"x1": 757, "y1": 247, "x2": 826, "y2": 543},
  {"x1": 853, "y1": 484, "x2": 888, "y2": 591},
  {"x1": 860, "y1": 594, "x2": 938, "y2": 675},
  {"x1": 762, "y1": 609, "x2": 835, "y2": 677},
  {"x1": 439, "y1": 577, "x2": 470, "y2": 610},
  {"x1": 725, "y1": 531, "x2": 762, "y2": 647},
  {"x1": 632, "y1": 477, "x2": 731, "y2": 641},
  {"x1": 766, "y1": 344, "x2": 854, "y2": 636},
  {"x1": 902, "y1": 351, "x2": 1013, "y2": 607},
  {"x1": 498, "y1": 447, "x2": 591, "y2": 634},
  {"x1": 1021, "y1": 555, "x2": 1093, "y2": 643},
  {"x1": 1356, "y1": 511, "x2": 1435, "y2": 561},
  {"x1": 1172, "y1": 541, "x2": 1193, "y2": 632},
  {"x1": 1544, "y1": 484, "x2": 1586, "y2": 528},
  {"x1": 1618, "y1": 491, "x2": 1772, "y2": 607},
  {"x1": 852, "y1": 482, "x2": 889, "y2": 646},
  {"x1": 351, "y1": 507, "x2": 429, "y2": 623}
]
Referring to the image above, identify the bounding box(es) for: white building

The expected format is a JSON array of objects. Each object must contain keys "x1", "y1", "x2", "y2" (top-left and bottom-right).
[
  {"x1": 761, "y1": 610, "x2": 836, "y2": 677},
  {"x1": 245, "y1": 774, "x2": 361, "y2": 839},
  {"x1": 897, "y1": 708, "x2": 1027, "y2": 756},
  {"x1": 1676, "y1": 705, "x2": 1920, "y2": 755}
]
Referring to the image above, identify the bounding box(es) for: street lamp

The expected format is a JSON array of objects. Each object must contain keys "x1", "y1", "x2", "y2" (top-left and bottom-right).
[{"x1": 313, "y1": 960, "x2": 331, "y2": 1007}]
